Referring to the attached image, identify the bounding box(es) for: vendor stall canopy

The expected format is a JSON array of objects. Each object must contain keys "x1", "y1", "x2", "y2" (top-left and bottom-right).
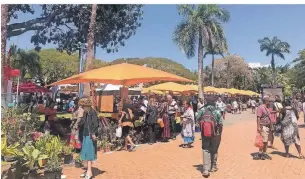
[{"x1": 48, "y1": 63, "x2": 193, "y2": 86}]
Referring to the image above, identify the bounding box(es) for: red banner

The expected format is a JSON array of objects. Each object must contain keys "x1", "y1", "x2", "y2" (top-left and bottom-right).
[{"x1": 4, "y1": 66, "x2": 20, "y2": 79}]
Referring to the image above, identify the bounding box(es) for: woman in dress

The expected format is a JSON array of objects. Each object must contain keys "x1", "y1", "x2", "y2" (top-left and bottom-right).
[
  {"x1": 78, "y1": 98, "x2": 99, "y2": 179},
  {"x1": 181, "y1": 100, "x2": 195, "y2": 148},
  {"x1": 280, "y1": 99, "x2": 304, "y2": 159},
  {"x1": 159, "y1": 97, "x2": 171, "y2": 142}
]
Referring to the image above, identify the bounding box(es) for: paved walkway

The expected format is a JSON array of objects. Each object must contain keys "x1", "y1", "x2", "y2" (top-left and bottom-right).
[{"x1": 64, "y1": 111, "x2": 305, "y2": 179}]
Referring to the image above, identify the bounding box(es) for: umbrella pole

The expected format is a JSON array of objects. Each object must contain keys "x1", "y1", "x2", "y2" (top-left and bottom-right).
[{"x1": 15, "y1": 77, "x2": 19, "y2": 107}]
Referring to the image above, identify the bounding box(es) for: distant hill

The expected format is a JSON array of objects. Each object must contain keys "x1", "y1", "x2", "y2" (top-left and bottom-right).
[{"x1": 110, "y1": 57, "x2": 196, "y2": 81}]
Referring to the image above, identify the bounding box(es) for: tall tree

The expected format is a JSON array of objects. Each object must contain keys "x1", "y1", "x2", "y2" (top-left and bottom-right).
[
  {"x1": 173, "y1": 5, "x2": 230, "y2": 98},
  {"x1": 203, "y1": 35, "x2": 228, "y2": 86},
  {"x1": 7, "y1": 5, "x2": 143, "y2": 53},
  {"x1": 258, "y1": 36, "x2": 290, "y2": 87},
  {"x1": 83, "y1": 4, "x2": 97, "y2": 97},
  {"x1": 1, "y1": 4, "x2": 9, "y2": 92},
  {"x1": 292, "y1": 49, "x2": 305, "y2": 89},
  {"x1": 10, "y1": 45, "x2": 41, "y2": 82}
]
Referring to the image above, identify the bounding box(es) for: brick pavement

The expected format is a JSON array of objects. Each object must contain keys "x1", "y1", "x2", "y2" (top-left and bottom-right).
[{"x1": 63, "y1": 111, "x2": 305, "y2": 179}]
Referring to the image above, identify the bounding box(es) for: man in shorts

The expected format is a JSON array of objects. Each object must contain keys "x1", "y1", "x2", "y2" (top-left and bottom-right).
[{"x1": 255, "y1": 96, "x2": 272, "y2": 160}]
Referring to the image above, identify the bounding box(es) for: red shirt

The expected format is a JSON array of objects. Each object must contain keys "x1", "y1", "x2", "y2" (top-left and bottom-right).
[
  {"x1": 44, "y1": 108, "x2": 56, "y2": 121},
  {"x1": 256, "y1": 104, "x2": 271, "y2": 126}
]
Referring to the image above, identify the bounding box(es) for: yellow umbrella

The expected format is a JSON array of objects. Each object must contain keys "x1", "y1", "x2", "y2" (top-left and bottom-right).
[
  {"x1": 215, "y1": 88, "x2": 226, "y2": 94},
  {"x1": 226, "y1": 88, "x2": 239, "y2": 95},
  {"x1": 185, "y1": 84, "x2": 199, "y2": 92},
  {"x1": 147, "y1": 82, "x2": 190, "y2": 92},
  {"x1": 48, "y1": 63, "x2": 192, "y2": 86},
  {"x1": 141, "y1": 88, "x2": 163, "y2": 95},
  {"x1": 204, "y1": 86, "x2": 218, "y2": 93}
]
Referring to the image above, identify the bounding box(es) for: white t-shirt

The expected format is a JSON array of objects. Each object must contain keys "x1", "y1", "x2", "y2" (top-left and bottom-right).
[
  {"x1": 250, "y1": 100, "x2": 256, "y2": 107},
  {"x1": 232, "y1": 101, "x2": 238, "y2": 109},
  {"x1": 168, "y1": 100, "x2": 178, "y2": 114},
  {"x1": 302, "y1": 102, "x2": 305, "y2": 112}
]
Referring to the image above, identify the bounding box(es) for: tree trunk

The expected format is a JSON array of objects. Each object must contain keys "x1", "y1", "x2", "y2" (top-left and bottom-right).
[
  {"x1": 226, "y1": 58, "x2": 230, "y2": 88},
  {"x1": 83, "y1": 4, "x2": 97, "y2": 97},
  {"x1": 1, "y1": 4, "x2": 9, "y2": 93},
  {"x1": 271, "y1": 54, "x2": 276, "y2": 88},
  {"x1": 211, "y1": 54, "x2": 215, "y2": 87},
  {"x1": 197, "y1": 34, "x2": 204, "y2": 99}
]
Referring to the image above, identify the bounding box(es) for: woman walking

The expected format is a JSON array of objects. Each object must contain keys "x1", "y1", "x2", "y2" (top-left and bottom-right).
[
  {"x1": 78, "y1": 98, "x2": 99, "y2": 179},
  {"x1": 181, "y1": 100, "x2": 195, "y2": 148},
  {"x1": 120, "y1": 99, "x2": 136, "y2": 151},
  {"x1": 280, "y1": 100, "x2": 304, "y2": 159}
]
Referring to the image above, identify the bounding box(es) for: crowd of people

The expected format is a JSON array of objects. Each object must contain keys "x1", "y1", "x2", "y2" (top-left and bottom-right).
[
  {"x1": 17, "y1": 91, "x2": 305, "y2": 179},
  {"x1": 254, "y1": 95, "x2": 305, "y2": 161}
]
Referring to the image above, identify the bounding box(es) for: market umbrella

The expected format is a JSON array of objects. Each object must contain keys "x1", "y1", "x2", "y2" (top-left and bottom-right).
[
  {"x1": 13, "y1": 82, "x2": 50, "y2": 93},
  {"x1": 146, "y1": 82, "x2": 190, "y2": 92},
  {"x1": 48, "y1": 63, "x2": 192, "y2": 86},
  {"x1": 215, "y1": 88, "x2": 226, "y2": 94},
  {"x1": 204, "y1": 86, "x2": 218, "y2": 93},
  {"x1": 226, "y1": 88, "x2": 239, "y2": 95},
  {"x1": 185, "y1": 84, "x2": 200, "y2": 92},
  {"x1": 141, "y1": 88, "x2": 164, "y2": 95}
]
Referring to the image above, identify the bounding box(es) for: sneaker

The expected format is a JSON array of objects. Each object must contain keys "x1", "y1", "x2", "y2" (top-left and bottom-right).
[
  {"x1": 209, "y1": 167, "x2": 218, "y2": 172},
  {"x1": 202, "y1": 171, "x2": 210, "y2": 178}
]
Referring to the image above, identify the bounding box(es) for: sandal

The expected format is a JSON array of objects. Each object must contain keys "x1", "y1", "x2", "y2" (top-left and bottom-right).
[
  {"x1": 84, "y1": 175, "x2": 93, "y2": 179},
  {"x1": 80, "y1": 171, "x2": 87, "y2": 177},
  {"x1": 299, "y1": 155, "x2": 305, "y2": 159},
  {"x1": 129, "y1": 145, "x2": 136, "y2": 152}
]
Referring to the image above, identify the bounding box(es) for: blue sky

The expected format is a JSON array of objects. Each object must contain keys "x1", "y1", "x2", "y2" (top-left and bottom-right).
[{"x1": 8, "y1": 4, "x2": 305, "y2": 71}]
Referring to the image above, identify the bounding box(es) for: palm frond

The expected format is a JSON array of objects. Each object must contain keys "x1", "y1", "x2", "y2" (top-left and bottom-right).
[{"x1": 173, "y1": 20, "x2": 197, "y2": 59}]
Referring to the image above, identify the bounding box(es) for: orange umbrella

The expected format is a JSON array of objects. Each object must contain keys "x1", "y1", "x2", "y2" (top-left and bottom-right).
[
  {"x1": 146, "y1": 82, "x2": 190, "y2": 92},
  {"x1": 48, "y1": 63, "x2": 192, "y2": 86}
]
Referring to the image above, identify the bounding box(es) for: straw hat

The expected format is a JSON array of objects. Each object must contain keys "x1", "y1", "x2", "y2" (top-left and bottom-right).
[{"x1": 78, "y1": 97, "x2": 92, "y2": 107}]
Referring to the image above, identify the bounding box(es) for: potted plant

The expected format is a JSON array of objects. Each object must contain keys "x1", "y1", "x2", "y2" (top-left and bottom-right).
[
  {"x1": 44, "y1": 155, "x2": 62, "y2": 179},
  {"x1": 1, "y1": 136, "x2": 22, "y2": 162},
  {"x1": 22, "y1": 144, "x2": 47, "y2": 179},
  {"x1": 45, "y1": 136, "x2": 64, "y2": 159},
  {"x1": 97, "y1": 140, "x2": 103, "y2": 151},
  {"x1": 102, "y1": 140, "x2": 110, "y2": 153},
  {"x1": 74, "y1": 155, "x2": 83, "y2": 168},
  {"x1": 62, "y1": 145, "x2": 73, "y2": 164}
]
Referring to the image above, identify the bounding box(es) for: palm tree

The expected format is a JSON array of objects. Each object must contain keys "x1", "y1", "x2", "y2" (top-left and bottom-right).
[
  {"x1": 203, "y1": 37, "x2": 227, "y2": 86},
  {"x1": 258, "y1": 36, "x2": 290, "y2": 87},
  {"x1": 1, "y1": 5, "x2": 9, "y2": 92},
  {"x1": 83, "y1": 4, "x2": 97, "y2": 97},
  {"x1": 10, "y1": 45, "x2": 41, "y2": 82},
  {"x1": 173, "y1": 5, "x2": 230, "y2": 98}
]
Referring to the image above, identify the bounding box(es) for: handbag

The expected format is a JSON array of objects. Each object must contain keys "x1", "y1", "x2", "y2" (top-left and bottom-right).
[{"x1": 116, "y1": 126, "x2": 122, "y2": 138}]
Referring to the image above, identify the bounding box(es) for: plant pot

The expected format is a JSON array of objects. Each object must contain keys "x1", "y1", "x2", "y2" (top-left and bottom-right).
[
  {"x1": 41, "y1": 159, "x2": 47, "y2": 167},
  {"x1": 75, "y1": 162, "x2": 83, "y2": 168},
  {"x1": 22, "y1": 169, "x2": 40, "y2": 179},
  {"x1": 44, "y1": 170, "x2": 62, "y2": 179},
  {"x1": 103, "y1": 147, "x2": 110, "y2": 153},
  {"x1": 44, "y1": 171, "x2": 56, "y2": 179},
  {"x1": 63, "y1": 154, "x2": 73, "y2": 164},
  {"x1": 4, "y1": 156, "x2": 17, "y2": 162}
]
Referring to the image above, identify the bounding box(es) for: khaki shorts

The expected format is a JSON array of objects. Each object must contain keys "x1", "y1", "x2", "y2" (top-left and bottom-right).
[{"x1": 260, "y1": 125, "x2": 272, "y2": 143}]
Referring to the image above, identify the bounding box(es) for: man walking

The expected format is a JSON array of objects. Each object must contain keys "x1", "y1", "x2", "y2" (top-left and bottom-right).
[
  {"x1": 197, "y1": 96, "x2": 223, "y2": 178},
  {"x1": 256, "y1": 96, "x2": 272, "y2": 160}
]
